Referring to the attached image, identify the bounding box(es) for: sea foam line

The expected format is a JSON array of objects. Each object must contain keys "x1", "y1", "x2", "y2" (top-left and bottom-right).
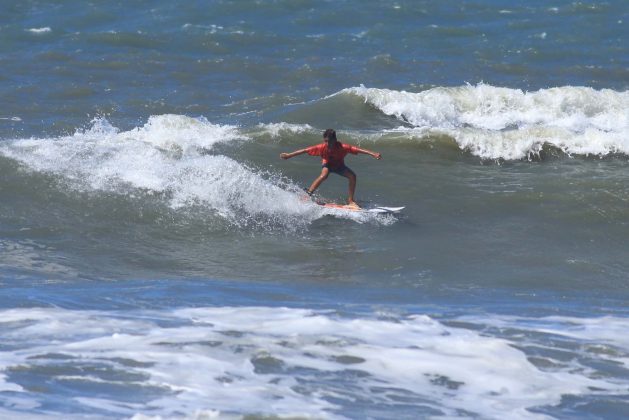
[{"x1": 0, "y1": 307, "x2": 627, "y2": 419}]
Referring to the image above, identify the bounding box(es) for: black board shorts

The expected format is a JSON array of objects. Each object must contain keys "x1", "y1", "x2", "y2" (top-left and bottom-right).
[{"x1": 322, "y1": 164, "x2": 353, "y2": 176}]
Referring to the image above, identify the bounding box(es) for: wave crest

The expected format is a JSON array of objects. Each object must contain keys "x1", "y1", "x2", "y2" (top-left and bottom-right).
[{"x1": 344, "y1": 84, "x2": 629, "y2": 159}]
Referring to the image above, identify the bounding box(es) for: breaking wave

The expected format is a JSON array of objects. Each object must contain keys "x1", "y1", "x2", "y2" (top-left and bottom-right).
[
  {"x1": 0, "y1": 115, "x2": 392, "y2": 230},
  {"x1": 342, "y1": 84, "x2": 629, "y2": 160}
]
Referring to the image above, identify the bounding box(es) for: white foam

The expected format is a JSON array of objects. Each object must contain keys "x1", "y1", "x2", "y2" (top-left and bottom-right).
[
  {"x1": 345, "y1": 84, "x2": 629, "y2": 159},
  {"x1": 460, "y1": 314, "x2": 629, "y2": 352},
  {"x1": 0, "y1": 375, "x2": 23, "y2": 393},
  {"x1": 0, "y1": 307, "x2": 627, "y2": 419},
  {"x1": 27, "y1": 27, "x2": 51, "y2": 34},
  {"x1": 254, "y1": 122, "x2": 315, "y2": 138},
  {"x1": 127, "y1": 114, "x2": 245, "y2": 152}
]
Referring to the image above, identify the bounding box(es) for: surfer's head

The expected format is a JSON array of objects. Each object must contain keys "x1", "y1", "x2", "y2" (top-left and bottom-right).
[{"x1": 323, "y1": 129, "x2": 337, "y2": 148}]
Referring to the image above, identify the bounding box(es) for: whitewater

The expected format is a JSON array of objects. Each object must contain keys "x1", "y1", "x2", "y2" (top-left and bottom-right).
[{"x1": 344, "y1": 84, "x2": 629, "y2": 159}]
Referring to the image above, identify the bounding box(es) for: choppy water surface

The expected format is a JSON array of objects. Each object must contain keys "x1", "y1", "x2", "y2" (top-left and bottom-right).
[{"x1": 1, "y1": 1, "x2": 628, "y2": 418}]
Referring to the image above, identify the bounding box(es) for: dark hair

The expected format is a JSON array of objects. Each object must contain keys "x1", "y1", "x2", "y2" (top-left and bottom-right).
[{"x1": 323, "y1": 128, "x2": 337, "y2": 142}]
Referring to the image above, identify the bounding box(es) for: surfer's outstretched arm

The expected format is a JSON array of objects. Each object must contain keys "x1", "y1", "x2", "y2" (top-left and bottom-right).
[
  {"x1": 355, "y1": 147, "x2": 382, "y2": 160},
  {"x1": 280, "y1": 149, "x2": 308, "y2": 159}
]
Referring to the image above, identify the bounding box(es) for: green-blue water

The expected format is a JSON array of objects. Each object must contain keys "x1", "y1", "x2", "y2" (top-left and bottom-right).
[{"x1": 1, "y1": 1, "x2": 628, "y2": 418}]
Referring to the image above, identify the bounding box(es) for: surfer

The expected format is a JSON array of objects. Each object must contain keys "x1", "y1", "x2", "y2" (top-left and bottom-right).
[{"x1": 280, "y1": 129, "x2": 382, "y2": 208}]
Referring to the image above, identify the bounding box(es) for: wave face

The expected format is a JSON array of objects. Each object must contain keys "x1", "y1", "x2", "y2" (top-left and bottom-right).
[
  {"x1": 0, "y1": 115, "x2": 391, "y2": 231},
  {"x1": 342, "y1": 84, "x2": 629, "y2": 160}
]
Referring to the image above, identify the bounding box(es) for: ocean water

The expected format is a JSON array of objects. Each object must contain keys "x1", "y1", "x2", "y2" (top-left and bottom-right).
[{"x1": 1, "y1": 1, "x2": 628, "y2": 419}]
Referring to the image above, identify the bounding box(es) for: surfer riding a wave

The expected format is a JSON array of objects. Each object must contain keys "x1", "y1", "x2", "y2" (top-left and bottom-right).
[{"x1": 280, "y1": 129, "x2": 382, "y2": 208}]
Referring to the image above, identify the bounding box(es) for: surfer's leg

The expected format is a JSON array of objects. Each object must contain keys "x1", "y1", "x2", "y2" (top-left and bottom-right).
[
  {"x1": 342, "y1": 167, "x2": 358, "y2": 206},
  {"x1": 307, "y1": 167, "x2": 330, "y2": 194}
]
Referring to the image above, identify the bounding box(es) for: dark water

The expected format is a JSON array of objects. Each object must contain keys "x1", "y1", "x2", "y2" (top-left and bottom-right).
[{"x1": 1, "y1": 1, "x2": 628, "y2": 419}]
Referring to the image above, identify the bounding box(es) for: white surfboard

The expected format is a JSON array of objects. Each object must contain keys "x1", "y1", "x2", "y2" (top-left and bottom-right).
[{"x1": 318, "y1": 202, "x2": 404, "y2": 214}]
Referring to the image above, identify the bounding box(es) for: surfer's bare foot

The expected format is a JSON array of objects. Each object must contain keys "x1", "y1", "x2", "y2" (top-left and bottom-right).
[{"x1": 347, "y1": 200, "x2": 360, "y2": 209}]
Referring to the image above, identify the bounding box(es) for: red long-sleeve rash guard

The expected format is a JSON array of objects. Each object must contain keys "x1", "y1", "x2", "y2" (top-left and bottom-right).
[{"x1": 306, "y1": 142, "x2": 359, "y2": 169}]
